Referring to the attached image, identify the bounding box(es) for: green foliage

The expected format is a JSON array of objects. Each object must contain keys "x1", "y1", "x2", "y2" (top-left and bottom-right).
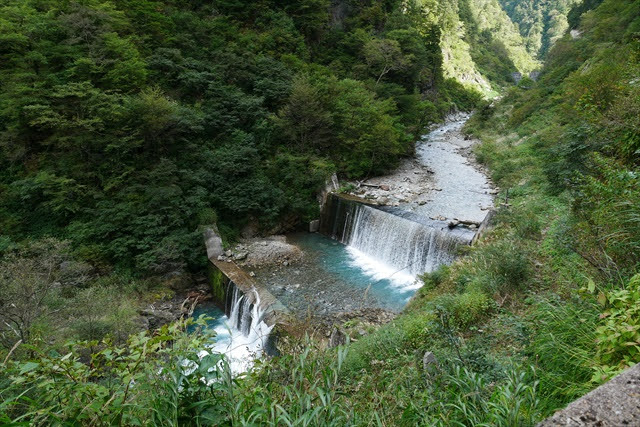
[
  {"x1": 593, "y1": 274, "x2": 640, "y2": 382},
  {"x1": 573, "y1": 155, "x2": 640, "y2": 279},
  {"x1": 463, "y1": 0, "x2": 640, "y2": 416},
  {"x1": 440, "y1": 0, "x2": 539, "y2": 95},
  {"x1": 525, "y1": 297, "x2": 598, "y2": 412},
  {"x1": 418, "y1": 265, "x2": 450, "y2": 293},
  {"x1": 430, "y1": 365, "x2": 540, "y2": 426},
  {"x1": 499, "y1": 0, "x2": 581, "y2": 58},
  {"x1": 1, "y1": 328, "x2": 361, "y2": 426},
  {"x1": 481, "y1": 239, "x2": 532, "y2": 294},
  {"x1": 1, "y1": 319, "x2": 222, "y2": 425},
  {"x1": 364, "y1": 37, "x2": 409, "y2": 84},
  {"x1": 0, "y1": 0, "x2": 485, "y2": 273},
  {"x1": 432, "y1": 291, "x2": 491, "y2": 328},
  {"x1": 0, "y1": 238, "x2": 163, "y2": 352}
]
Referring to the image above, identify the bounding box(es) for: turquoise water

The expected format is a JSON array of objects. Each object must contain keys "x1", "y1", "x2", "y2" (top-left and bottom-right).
[
  {"x1": 188, "y1": 304, "x2": 226, "y2": 332},
  {"x1": 254, "y1": 232, "x2": 420, "y2": 314},
  {"x1": 188, "y1": 302, "x2": 272, "y2": 373},
  {"x1": 293, "y1": 232, "x2": 419, "y2": 308}
]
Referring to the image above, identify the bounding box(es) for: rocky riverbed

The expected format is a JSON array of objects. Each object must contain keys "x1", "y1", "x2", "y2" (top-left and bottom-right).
[
  {"x1": 215, "y1": 235, "x2": 303, "y2": 268},
  {"x1": 344, "y1": 112, "x2": 495, "y2": 225}
]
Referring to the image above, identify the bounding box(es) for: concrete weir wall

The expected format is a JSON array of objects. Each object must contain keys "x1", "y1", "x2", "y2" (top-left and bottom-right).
[
  {"x1": 208, "y1": 259, "x2": 288, "y2": 327},
  {"x1": 319, "y1": 192, "x2": 377, "y2": 241},
  {"x1": 319, "y1": 192, "x2": 485, "y2": 246},
  {"x1": 203, "y1": 225, "x2": 288, "y2": 327}
]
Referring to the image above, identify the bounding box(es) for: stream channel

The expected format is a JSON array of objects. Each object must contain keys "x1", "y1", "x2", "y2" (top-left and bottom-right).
[{"x1": 196, "y1": 113, "x2": 494, "y2": 373}]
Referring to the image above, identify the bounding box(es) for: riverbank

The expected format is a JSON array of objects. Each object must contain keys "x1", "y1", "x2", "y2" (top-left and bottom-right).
[{"x1": 343, "y1": 113, "x2": 494, "y2": 224}]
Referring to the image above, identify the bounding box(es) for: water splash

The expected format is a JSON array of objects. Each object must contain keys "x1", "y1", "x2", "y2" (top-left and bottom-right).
[
  {"x1": 344, "y1": 204, "x2": 468, "y2": 279},
  {"x1": 196, "y1": 285, "x2": 273, "y2": 375}
]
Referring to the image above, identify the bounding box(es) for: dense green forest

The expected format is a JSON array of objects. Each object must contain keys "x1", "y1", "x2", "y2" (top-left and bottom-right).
[
  {"x1": 2, "y1": 0, "x2": 640, "y2": 425},
  {"x1": 499, "y1": 0, "x2": 581, "y2": 58},
  {"x1": 439, "y1": 0, "x2": 539, "y2": 94},
  {"x1": 0, "y1": 0, "x2": 476, "y2": 274}
]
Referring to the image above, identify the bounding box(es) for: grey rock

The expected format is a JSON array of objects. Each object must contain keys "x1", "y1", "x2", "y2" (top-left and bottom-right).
[
  {"x1": 422, "y1": 351, "x2": 439, "y2": 373},
  {"x1": 59, "y1": 261, "x2": 73, "y2": 272},
  {"x1": 140, "y1": 308, "x2": 176, "y2": 330},
  {"x1": 309, "y1": 219, "x2": 320, "y2": 233},
  {"x1": 329, "y1": 327, "x2": 346, "y2": 348},
  {"x1": 203, "y1": 225, "x2": 224, "y2": 259},
  {"x1": 233, "y1": 251, "x2": 248, "y2": 261},
  {"x1": 538, "y1": 363, "x2": 640, "y2": 426}
]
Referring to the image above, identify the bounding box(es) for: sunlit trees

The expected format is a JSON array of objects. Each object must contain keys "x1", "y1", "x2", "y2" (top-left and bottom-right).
[{"x1": 364, "y1": 38, "x2": 409, "y2": 85}]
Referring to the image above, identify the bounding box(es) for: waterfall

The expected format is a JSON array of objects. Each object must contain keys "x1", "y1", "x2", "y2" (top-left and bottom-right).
[
  {"x1": 320, "y1": 194, "x2": 472, "y2": 283},
  {"x1": 346, "y1": 204, "x2": 468, "y2": 276},
  {"x1": 205, "y1": 283, "x2": 274, "y2": 374}
]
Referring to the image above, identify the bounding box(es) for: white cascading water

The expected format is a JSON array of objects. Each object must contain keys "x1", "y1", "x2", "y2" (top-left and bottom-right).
[
  {"x1": 343, "y1": 204, "x2": 467, "y2": 288},
  {"x1": 197, "y1": 286, "x2": 273, "y2": 375}
]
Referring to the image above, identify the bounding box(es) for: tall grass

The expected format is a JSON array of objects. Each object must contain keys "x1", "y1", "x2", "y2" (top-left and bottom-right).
[{"x1": 525, "y1": 296, "x2": 598, "y2": 413}]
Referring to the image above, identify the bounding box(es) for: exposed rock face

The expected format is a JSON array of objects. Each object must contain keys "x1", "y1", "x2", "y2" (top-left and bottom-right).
[
  {"x1": 139, "y1": 308, "x2": 176, "y2": 330},
  {"x1": 138, "y1": 286, "x2": 212, "y2": 331},
  {"x1": 203, "y1": 225, "x2": 224, "y2": 259},
  {"x1": 328, "y1": 327, "x2": 346, "y2": 348},
  {"x1": 538, "y1": 363, "x2": 640, "y2": 426}
]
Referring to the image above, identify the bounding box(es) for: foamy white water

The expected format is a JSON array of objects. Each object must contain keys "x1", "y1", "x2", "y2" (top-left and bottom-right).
[
  {"x1": 193, "y1": 287, "x2": 273, "y2": 377},
  {"x1": 345, "y1": 246, "x2": 420, "y2": 291},
  {"x1": 344, "y1": 204, "x2": 465, "y2": 277}
]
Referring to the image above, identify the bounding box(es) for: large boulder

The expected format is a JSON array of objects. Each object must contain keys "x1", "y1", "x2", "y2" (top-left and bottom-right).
[{"x1": 203, "y1": 225, "x2": 223, "y2": 259}]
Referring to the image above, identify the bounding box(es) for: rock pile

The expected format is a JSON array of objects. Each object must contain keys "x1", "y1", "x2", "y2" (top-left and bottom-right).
[{"x1": 215, "y1": 236, "x2": 303, "y2": 268}]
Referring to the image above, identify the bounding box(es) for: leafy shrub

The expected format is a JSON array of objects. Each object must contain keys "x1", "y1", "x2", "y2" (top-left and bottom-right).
[
  {"x1": 342, "y1": 322, "x2": 408, "y2": 374},
  {"x1": 422, "y1": 365, "x2": 540, "y2": 426},
  {"x1": 418, "y1": 265, "x2": 450, "y2": 293},
  {"x1": 432, "y1": 291, "x2": 491, "y2": 328},
  {"x1": 593, "y1": 274, "x2": 640, "y2": 382},
  {"x1": 481, "y1": 239, "x2": 532, "y2": 294},
  {"x1": 574, "y1": 154, "x2": 640, "y2": 278},
  {"x1": 400, "y1": 312, "x2": 439, "y2": 348}
]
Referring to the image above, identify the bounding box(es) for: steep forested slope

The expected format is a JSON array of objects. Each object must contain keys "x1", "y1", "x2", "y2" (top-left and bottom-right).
[
  {"x1": 499, "y1": 0, "x2": 581, "y2": 58},
  {"x1": 0, "y1": 0, "x2": 484, "y2": 274},
  {"x1": 463, "y1": 0, "x2": 640, "y2": 412},
  {"x1": 440, "y1": 0, "x2": 539, "y2": 94}
]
